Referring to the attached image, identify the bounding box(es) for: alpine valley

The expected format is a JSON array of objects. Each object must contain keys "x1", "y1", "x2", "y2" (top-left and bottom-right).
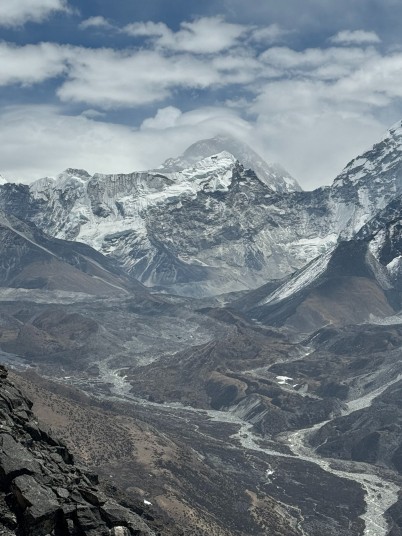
[{"x1": 1, "y1": 125, "x2": 402, "y2": 535}]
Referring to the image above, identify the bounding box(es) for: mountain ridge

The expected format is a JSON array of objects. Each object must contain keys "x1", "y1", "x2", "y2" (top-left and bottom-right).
[{"x1": 2, "y1": 122, "x2": 402, "y2": 299}]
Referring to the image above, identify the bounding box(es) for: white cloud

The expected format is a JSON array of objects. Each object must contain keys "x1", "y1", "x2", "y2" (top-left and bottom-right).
[
  {"x1": 0, "y1": 39, "x2": 261, "y2": 108},
  {"x1": 141, "y1": 106, "x2": 182, "y2": 130},
  {"x1": 81, "y1": 109, "x2": 106, "y2": 119},
  {"x1": 253, "y1": 108, "x2": 385, "y2": 188},
  {"x1": 0, "y1": 0, "x2": 70, "y2": 27},
  {"x1": 330, "y1": 30, "x2": 381, "y2": 45},
  {"x1": 0, "y1": 101, "x2": 387, "y2": 191},
  {"x1": 0, "y1": 42, "x2": 68, "y2": 86},
  {"x1": 79, "y1": 16, "x2": 113, "y2": 30},
  {"x1": 123, "y1": 21, "x2": 167, "y2": 38},
  {"x1": 0, "y1": 105, "x2": 250, "y2": 183},
  {"x1": 124, "y1": 16, "x2": 247, "y2": 54},
  {"x1": 0, "y1": 105, "x2": 153, "y2": 182},
  {"x1": 57, "y1": 48, "x2": 226, "y2": 107},
  {"x1": 142, "y1": 106, "x2": 252, "y2": 133},
  {"x1": 0, "y1": 100, "x2": 393, "y2": 191},
  {"x1": 260, "y1": 46, "x2": 379, "y2": 79},
  {"x1": 248, "y1": 74, "x2": 388, "y2": 186},
  {"x1": 249, "y1": 24, "x2": 289, "y2": 43}
]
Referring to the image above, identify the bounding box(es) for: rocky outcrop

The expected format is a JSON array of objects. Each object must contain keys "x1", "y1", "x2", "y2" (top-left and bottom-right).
[{"x1": 0, "y1": 365, "x2": 156, "y2": 536}]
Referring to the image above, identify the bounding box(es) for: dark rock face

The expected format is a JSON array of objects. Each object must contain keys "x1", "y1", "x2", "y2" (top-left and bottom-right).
[
  {"x1": 310, "y1": 379, "x2": 402, "y2": 474},
  {"x1": 234, "y1": 238, "x2": 397, "y2": 333},
  {"x1": 0, "y1": 365, "x2": 155, "y2": 536}
]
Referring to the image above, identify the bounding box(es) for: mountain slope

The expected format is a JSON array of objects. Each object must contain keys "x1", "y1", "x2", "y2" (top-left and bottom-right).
[
  {"x1": 25, "y1": 156, "x2": 303, "y2": 296},
  {"x1": 0, "y1": 365, "x2": 156, "y2": 536},
  {"x1": 235, "y1": 239, "x2": 397, "y2": 332},
  {"x1": 0, "y1": 210, "x2": 143, "y2": 296}
]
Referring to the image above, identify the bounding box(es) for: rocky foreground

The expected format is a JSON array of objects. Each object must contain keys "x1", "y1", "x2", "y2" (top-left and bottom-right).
[{"x1": 0, "y1": 365, "x2": 156, "y2": 536}]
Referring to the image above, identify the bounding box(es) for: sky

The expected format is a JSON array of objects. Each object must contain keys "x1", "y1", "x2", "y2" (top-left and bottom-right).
[{"x1": 1, "y1": 1, "x2": 402, "y2": 189}]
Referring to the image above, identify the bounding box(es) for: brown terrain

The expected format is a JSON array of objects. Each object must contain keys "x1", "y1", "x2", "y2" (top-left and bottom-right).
[{"x1": 10, "y1": 370, "x2": 303, "y2": 536}]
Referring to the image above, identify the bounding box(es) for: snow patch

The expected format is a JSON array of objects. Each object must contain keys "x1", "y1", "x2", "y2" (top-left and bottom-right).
[
  {"x1": 258, "y1": 248, "x2": 334, "y2": 306},
  {"x1": 276, "y1": 376, "x2": 293, "y2": 385}
]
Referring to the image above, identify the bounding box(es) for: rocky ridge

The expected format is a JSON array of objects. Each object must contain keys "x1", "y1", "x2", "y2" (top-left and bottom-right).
[
  {"x1": 0, "y1": 209, "x2": 144, "y2": 296},
  {"x1": 0, "y1": 365, "x2": 156, "y2": 536}
]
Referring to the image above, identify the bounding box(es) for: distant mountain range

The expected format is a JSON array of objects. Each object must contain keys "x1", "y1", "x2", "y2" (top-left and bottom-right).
[{"x1": 1, "y1": 128, "x2": 402, "y2": 300}]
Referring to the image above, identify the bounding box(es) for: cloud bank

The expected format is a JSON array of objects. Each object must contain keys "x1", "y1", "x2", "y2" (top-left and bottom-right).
[
  {"x1": 0, "y1": 0, "x2": 70, "y2": 27},
  {"x1": 0, "y1": 12, "x2": 401, "y2": 188}
]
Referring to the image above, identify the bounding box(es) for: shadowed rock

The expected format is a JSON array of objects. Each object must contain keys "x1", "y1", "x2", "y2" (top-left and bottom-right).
[{"x1": 0, "y1": 365, "x2": 156, "y2": 535}]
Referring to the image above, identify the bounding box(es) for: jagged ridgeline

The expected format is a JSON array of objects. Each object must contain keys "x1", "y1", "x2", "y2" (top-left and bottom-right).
[{"x1": 2, "y1": 128, "x2": 402, "y2": 298}]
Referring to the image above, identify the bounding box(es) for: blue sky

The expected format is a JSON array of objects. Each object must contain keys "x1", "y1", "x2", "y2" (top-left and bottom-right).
[{"x1": 1, "y1": 0, "x2": 402, "y2": 187}]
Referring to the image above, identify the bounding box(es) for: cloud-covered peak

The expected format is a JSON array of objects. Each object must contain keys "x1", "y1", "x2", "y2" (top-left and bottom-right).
[
  {"x1": 160, "y1": 133, "x2": 301, "y2": 193},
  {"x1": 1, "y1": 3, "x2": 402, "y2": 190}
]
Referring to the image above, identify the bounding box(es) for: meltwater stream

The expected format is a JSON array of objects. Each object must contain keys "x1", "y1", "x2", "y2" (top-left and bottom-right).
[
  {"x1": 60, "y1": 362, "x2": 402, "y2": 536},
  {"x1": 205, "y1": 410, "x2": 398, "y2": 536}
]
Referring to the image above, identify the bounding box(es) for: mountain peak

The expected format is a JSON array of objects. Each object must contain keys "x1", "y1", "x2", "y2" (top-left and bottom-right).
[
  {"x1": 159, "y1": 135, "x2": 302, "y2": 194},
  {"x1": 384, "y1": 119, "x2": 402, "y2": 139},
  {"x1": 63, "y1": 168, "x2": 91, "y2": 179}
]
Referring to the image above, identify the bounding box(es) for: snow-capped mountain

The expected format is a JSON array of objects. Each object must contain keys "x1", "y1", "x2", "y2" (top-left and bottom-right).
[
  {"x1": 15, "y1": 144, "x2": 302, "y2": 296},
  {"x1": 28, "y1": 153, "x2": 288, "y2": 296},
  {"x1": 158, "y1": 135, "x2": 301, "y2": 193},
  {"x1": 332, "y1": 121, "x2": 402, "y2": 235},
  {"x1": 2, "y1": 123, "x2": 402, "y2": 297},
  {"x1": 334, "y1": 122, "x2": 402, "y2": 194},
  {"x1": 355, "y1": 194, "x2": 402, "y2": 294}
]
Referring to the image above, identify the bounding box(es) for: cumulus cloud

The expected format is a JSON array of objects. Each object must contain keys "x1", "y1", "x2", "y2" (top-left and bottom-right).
[
  {"x1": 249, "y1": 24, "x2": 289, "y2": 43},
  {"x1": 141, "y1": 106, "x2": 252, "y2": 133},
  {"x1": 79, "y1": 16, "x2": 113, "y2": 30},
  {"x1": 248, "y1": 74, "x2": 389, "y2": 186},
  {"x1": 330, "y1": 29, "x2": 381, "y2": 45},
  {"x1": 0, "y1": 0, "x2": 70, "y2": 27},
  {"x1": 0, "y1": 42, "x2": 68, "y2": 86},
  {"x1": 260, "y1": 46, "x2": 379, "y2": 77},
  {"x1": 123, "y1": 16, "x2": 247, "y2": 54},
  {"x1": 141, "y1": 106, "x2": 182, "y2": 130},
  {"x1": 0, "y1": 100, "x2": 387, "y2": 191},
  {"x1": 123, "y1": 21, "x2": 166, "y2": 38},
  {"x1": 0, "y1": 41, "x2": 251, "y2": 107},
  {"x1": 0, "y1": 105, "x2": 143, "y2": 181},
  {"x1": 56, "y1": 48, "x2": 226, "y2": 107},
  {"x1": 253, "y1": 107, "x2": 384, "y2": 187},
  {"x1": 0, "y1": 105, "x2": 251, "y2": 183}
]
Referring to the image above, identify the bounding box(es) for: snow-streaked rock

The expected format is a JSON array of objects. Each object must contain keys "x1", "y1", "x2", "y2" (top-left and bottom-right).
[
  {"x1": 158, "y1": 134, "x2": 302, "y2": 193},
  {"x1": 3, "y1": 124, "x2": 402, "y2": 297}
]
